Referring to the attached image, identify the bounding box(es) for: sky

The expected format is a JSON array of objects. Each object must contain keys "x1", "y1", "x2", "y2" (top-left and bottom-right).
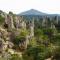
[{"x1": 0, "y1": 0, "x2": 60, "y2": 14}]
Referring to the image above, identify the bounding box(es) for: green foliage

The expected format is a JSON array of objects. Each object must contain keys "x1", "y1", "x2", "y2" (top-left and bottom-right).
[
  {"x1": 0, "y1": 15, "x2": 5, "y2": 24},
  {"x1": 9, "y1": 11, "x2": 13, "y2": 15},
  {"x1": 14, "y1": 35, "x2": 25, "y2": 45},
  {"x1": 0, "y1": 15, "x2": 59, "y2": 60},
  {"x1": 29, "y1": 37, "x2": 37, "y2": 47},
  {"x1": 13, "y1": 29, "x2": 28, "y2": 45},
  {"x1": 10, "y1": 54, "x2": 22, "y2": 60},
  {"x1": 43, "y1": 28, "x2": 54, "y2": 36},
  {"x1": 51, "y1": 34, "x2": 60, "y2": 45},
  {"x1": 34, "y1": 28, "x2": 49, "y2": 46},
  {"x1": 20, "y1": 29, "x2": 28, "y2": 37},
  {"x1": 23, "y1": 44, "x2": 52, "y2": 60},
  {"x1": 34, "y1": 29, "x2": 43, "y2": 37},
  {"x1": 52, "y1": 47, "x2": 60, "y2": 60}
]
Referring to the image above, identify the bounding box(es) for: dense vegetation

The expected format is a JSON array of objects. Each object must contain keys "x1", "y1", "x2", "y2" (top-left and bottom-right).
[
  {"x1": 0, "y1": 13, "x2": 60, "y2": 60},
  {"x1": 8, "y1": 23, "x2": 60, "y2": 60},
  {"x1": 0, "y1": 15, "x2": 5, "y2": 24}
]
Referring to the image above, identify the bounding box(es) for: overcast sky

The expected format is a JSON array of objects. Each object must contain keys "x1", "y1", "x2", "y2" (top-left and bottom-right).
[{"x1": 0, "y1": 0, "x2": 60, "y2": 14}]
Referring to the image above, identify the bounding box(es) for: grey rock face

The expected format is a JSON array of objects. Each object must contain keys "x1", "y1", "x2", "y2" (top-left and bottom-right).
[
  {"x1": 8, "y1": 15, "x2": 15, "y2": 29},
  {"x1": 29, "y1": 18, "x2": 34, "y2": 37},
  {"x1": 14, "y1": 16, "x2": 26, "y2": 29},
  {"x1": 5, "y1": 14, "x2": 15, "y2": 29},
  {"x1": 14, "y1": 16, "x2": 19, "y2": 29}
]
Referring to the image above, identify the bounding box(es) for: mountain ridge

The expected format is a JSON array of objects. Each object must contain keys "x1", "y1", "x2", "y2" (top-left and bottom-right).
[
  {"x1": 18, "y1": 9, "x2": 47, "y2": 16},
  {"x1": 18, "y1": 9, "x2": 60, "y2": 16}
]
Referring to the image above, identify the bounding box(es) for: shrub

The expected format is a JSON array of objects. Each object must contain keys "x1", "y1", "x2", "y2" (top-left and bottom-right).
[
  {"x1": 0, "y1": 15, "x2": 5, "y2": 24},
  {"x1": 10, "y1": 54, "x2": 22, "y2": 60}
]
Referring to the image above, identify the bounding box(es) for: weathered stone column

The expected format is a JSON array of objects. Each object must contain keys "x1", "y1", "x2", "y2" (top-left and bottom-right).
[
  {"x1": 29, "y1": 17, "x2": 34, "y2": 37},
  {"x1": 7, "y1": 14, "x2": 15, "y2": 29}
]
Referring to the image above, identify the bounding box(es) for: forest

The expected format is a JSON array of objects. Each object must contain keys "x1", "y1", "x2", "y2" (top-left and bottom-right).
[{"x1": 0, "y1": 11, "x2": 60, "y2": 60}]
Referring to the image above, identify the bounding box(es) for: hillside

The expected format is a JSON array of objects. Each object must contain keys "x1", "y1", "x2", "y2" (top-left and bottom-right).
[
  {"x1": 0, "y1": 10, "x2": 60, "y2": 60},
  {"x1": 19, "y1": 9, "x2": 47, "y2": 15}
]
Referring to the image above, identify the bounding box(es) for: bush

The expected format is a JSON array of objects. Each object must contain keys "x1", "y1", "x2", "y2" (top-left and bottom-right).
[
  {"x1": 0, "y1": 15, "x2": 5, "y2": 24},
  {"x1": 23, "y1": 44, "x2": 52, "y2": 60},
  {"x1": 10, "y1": 54, "x2": 22, "y2": 60}
]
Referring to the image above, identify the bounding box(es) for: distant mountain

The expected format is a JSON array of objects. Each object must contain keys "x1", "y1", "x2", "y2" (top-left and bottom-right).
[{"x1": 18, "y1": 9, "x2": 47, "y2": 16}]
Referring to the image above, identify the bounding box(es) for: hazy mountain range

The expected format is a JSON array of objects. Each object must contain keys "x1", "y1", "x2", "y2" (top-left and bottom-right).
[{"x1": 18, "y1": 9, "x2": 60, "y2": 16}]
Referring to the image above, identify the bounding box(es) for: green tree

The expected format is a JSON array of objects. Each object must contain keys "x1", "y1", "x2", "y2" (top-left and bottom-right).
[
  {"x1": 10, "y1": 54, "x2": 22, "y2": 60},
  {"x1": 23, "y1": 44, "x2": 52, "y2": 60},
  {"x1": 0, "y1": 15, "x2": 5, "y2": 24}
]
